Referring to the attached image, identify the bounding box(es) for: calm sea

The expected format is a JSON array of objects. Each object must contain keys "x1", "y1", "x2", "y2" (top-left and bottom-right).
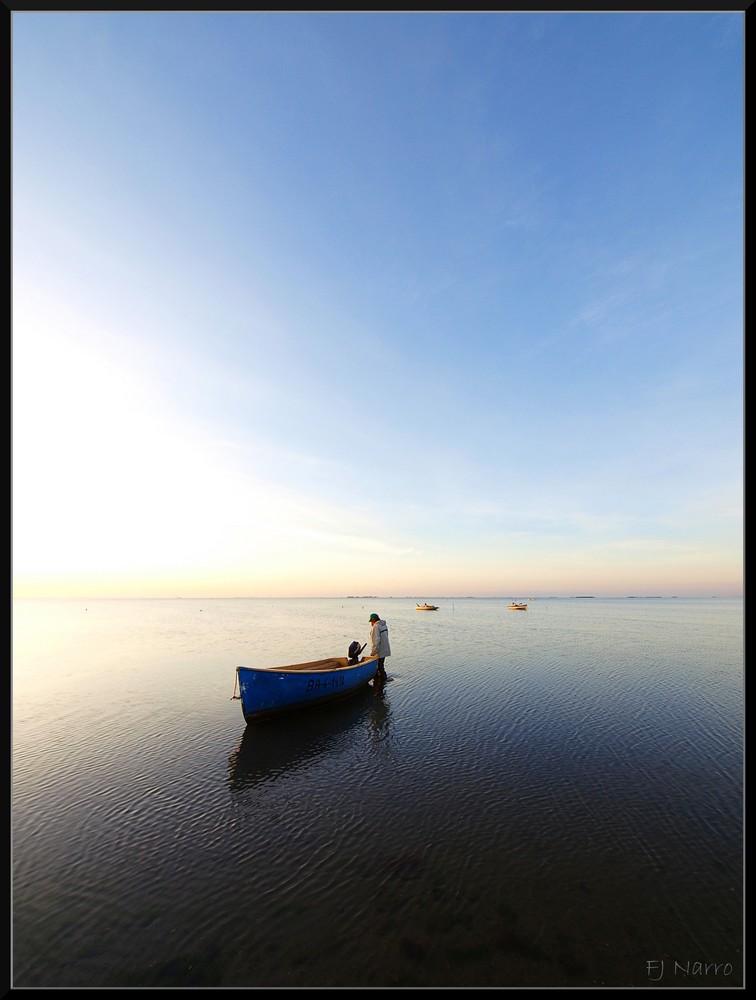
[{"x1": 11, "y1": 596, "x2": 743, "y2": 988}]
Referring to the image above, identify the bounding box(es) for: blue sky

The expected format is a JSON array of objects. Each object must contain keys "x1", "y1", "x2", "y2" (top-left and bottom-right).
[{"x1": 12, "y1": 12, "x2": 743, "y2": 598}]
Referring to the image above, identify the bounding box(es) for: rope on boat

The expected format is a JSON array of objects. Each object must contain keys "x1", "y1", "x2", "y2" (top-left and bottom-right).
[{"x1": 231, "y1": 669, "x2": 240, "y2": 701}]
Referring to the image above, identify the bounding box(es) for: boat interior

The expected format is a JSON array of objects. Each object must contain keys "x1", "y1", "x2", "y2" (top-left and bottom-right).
[{"x1": 242, "y1": 655, "x2": 378, "y2": 672}]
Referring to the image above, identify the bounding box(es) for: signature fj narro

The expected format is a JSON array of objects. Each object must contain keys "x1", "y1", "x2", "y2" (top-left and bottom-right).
[{"x1": 646, "y1": 960, "x2": 734, "y2": 982}]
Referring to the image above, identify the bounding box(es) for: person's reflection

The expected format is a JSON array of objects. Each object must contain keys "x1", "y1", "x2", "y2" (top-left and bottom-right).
[{"x1": 366, "y1": 684, "x2": 393, "y2": 758}]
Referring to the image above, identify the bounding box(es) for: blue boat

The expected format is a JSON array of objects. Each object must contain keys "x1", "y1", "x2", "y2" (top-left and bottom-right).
[{"x1": 233, "y1": 653, "x2": 381, "y2": 724}]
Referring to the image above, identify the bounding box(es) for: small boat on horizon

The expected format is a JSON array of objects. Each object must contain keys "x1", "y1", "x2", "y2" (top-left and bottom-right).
[
  {"x1": 416, "y1": 603, "x2": 439, "y2": 611},
  {"x1": 507, "y1": 602, "x2": 528, "y2": 610}
]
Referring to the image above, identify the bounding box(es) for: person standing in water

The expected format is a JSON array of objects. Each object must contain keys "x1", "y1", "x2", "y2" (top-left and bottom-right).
[{"x1": 368, "y1": 613, "x2": 391, "y2": 682}]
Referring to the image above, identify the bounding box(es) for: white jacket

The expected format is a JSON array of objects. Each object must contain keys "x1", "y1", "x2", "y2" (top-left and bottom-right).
[{"x1": 370, "y1": 619, "x2": 391, "y2": 658}]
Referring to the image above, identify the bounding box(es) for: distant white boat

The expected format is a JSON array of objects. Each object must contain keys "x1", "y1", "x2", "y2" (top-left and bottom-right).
[
  {"x1": 416, "y1": 603, "x2": 439, "y2": 611},
  {"x1": 507, "y1": 602, "x2": 528, "y2": 611}
]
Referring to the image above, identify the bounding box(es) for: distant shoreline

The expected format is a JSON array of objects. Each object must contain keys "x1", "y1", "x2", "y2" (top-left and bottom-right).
[{"x1": 15, "y1": 594, "x2": 744, "y2": 602}]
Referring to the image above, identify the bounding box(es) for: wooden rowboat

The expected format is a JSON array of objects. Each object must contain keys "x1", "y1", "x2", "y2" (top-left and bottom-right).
[
  {"x1": 233, "y1": 654, "x2": 380, "y2": 724},
  {"x1": 416, "y1": 603, "x2": 439, "y2": 611}
]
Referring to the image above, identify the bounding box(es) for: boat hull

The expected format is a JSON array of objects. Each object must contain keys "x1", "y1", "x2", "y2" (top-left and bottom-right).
[{"x1": 236, "y1": 655, "x2": 380, "y2": 724}]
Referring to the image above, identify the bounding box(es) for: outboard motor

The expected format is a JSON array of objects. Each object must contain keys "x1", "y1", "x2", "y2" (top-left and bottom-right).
[{"x1": 347, "y1": 640, "x2": 365, "y2": 664}]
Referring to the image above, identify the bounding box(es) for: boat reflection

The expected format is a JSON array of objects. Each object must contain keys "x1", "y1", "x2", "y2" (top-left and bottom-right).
[{"x1": 227, "y1": 683, "x2": 392, "y2": 791}]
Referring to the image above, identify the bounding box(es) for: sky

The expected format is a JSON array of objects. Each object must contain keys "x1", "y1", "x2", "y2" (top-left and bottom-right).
[{"x1": 11, "y1": 11, "x2": 744, "y2": 600}]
